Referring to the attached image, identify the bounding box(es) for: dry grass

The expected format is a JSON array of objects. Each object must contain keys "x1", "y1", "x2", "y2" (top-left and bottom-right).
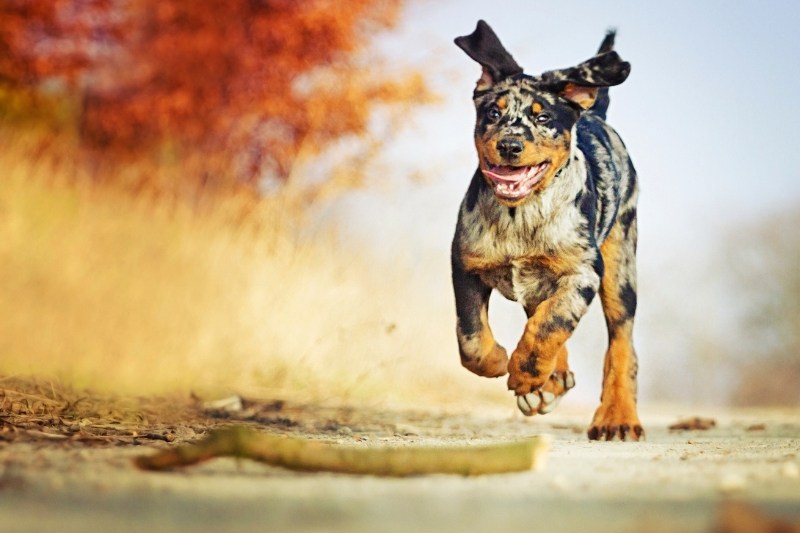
[{"x1": 0, "y1": 129, "x2": 508, "y2": 411}]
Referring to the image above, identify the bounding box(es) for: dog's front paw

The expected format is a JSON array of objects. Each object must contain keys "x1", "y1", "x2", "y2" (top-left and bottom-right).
[
  {"x1": 460, "y1": 343, "x2": 508, "y2": 378},
  {"x1": 506, "y1": 351, "x2": 556, "y2": 395},
  {"x1": 514, "y1": 369, "x2": 575, "y2": 416},
  {"x1": 587, "y1": 400, "x2": 644, "y2": 441}
]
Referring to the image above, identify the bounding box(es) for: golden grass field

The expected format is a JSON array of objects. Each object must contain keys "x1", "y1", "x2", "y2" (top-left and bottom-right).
[{"x1": 0, "y1": 127, "x2": 509, "y2": 410}]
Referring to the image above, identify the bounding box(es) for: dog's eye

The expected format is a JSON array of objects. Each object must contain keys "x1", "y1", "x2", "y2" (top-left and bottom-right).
[
  {"x1": 486, "y1": 106, "x2": 501, "y2": 122},
  {"x1": 535, "y1": 113, "x2": 552, "y2": 125}
]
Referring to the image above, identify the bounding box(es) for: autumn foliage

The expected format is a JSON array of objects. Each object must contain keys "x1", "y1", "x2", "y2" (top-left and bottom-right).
[{"x1": 0, "y1": 0, "x2": 427, "y2": 198}]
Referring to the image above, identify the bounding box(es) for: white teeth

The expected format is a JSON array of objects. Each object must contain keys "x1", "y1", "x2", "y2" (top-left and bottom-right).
[
  {"x1": 526, "y1": 162, "x2": 548, "y2": 180},
  {"x1": 489, "y1": 162, "x2": 549, "y2": 199}
]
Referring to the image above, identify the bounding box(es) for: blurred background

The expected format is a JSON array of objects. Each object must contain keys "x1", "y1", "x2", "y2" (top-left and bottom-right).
[{"x1": 1, "y1": 0, "x2": 798, "y2": 410}]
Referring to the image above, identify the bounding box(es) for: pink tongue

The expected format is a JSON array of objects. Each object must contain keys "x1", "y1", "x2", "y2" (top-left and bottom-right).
[{"x1": 482, "y1": 167, "x2": 528, "y2": 183}]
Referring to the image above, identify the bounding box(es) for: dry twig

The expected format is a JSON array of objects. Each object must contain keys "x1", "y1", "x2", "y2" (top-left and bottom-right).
[{"x1": 135, "y1": 426, "x2": 550, "y2": 477}]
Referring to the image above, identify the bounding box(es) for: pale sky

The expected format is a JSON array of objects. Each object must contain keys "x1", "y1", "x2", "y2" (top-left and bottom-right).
[{"x1": 316, "y1": 1, "x2": 800, "y2": 404}]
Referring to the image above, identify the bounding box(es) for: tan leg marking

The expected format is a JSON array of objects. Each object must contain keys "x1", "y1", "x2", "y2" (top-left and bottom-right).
[{"x1": 588, "y1": 221, "x2": 643, "y2": 441}]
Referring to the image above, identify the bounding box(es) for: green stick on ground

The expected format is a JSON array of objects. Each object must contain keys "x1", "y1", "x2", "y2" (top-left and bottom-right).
[{"x1": 134, "y1": 426, "x2": 551, "y2": 476}]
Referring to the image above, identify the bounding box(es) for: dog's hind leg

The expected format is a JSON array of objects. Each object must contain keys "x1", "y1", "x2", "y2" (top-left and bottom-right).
[{"x1": 588, "y1": 207, "x2": 644, "y2": 441}]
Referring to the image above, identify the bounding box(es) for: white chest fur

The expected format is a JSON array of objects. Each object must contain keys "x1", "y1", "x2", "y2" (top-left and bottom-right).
[{"x1": 456, "y1": 151, "x2": 591, "y2": 307}]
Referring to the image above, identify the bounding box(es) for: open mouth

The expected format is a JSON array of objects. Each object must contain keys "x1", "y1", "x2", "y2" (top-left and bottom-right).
[{"x1": 481, "y1": 161, "x2": 550, "y2": 201}]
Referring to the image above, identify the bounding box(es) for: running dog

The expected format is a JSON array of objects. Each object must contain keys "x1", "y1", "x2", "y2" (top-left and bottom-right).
[{"x1": 451, "y1": 20, "x2": 643, "y2": 441}]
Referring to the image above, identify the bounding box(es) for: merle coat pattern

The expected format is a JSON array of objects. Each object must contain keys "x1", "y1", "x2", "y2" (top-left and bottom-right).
[{"x1": 451, "y1": 20, "x2": 643, "y2": 441}]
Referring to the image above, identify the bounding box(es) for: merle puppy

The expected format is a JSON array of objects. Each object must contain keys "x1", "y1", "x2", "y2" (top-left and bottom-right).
[{"x1": 451, "y1": 20, "x2": 643, "y2": 441}]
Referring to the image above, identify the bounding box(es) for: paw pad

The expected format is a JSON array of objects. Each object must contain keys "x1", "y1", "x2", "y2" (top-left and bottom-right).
[
  {"x1": 517, "y1": 393, "x2": 540, "y2": 414},
  {"x1": 517, "y1": 389, "x2": 563, "y2": 415},
  {"x1": 515, "y1": 369, "x2": 574, "y2": 416}
]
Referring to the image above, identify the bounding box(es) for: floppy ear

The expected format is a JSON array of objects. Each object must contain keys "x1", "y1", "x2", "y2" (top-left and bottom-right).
[
  {"x1": 540, "y1": 51, "x2": 631, "y2": 109},
  {"x1": 596, "y1": 29, "x2": 616, "y2": 55},
  {"x1": 454, "y1": 20, "x2": 523, "y2": 90}
]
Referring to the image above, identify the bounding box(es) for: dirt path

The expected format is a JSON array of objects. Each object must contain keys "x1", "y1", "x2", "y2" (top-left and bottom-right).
[{"x1": 1, "y1": 380, "x2": 799, "y2": 532}]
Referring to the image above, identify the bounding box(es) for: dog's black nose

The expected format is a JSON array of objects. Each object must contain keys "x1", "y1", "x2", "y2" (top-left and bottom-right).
[{"x1": 497, "y1": 138, "x2": 524, "y2": 159}]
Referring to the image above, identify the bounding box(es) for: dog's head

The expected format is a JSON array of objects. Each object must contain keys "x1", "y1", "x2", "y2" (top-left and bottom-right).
[{"x1": 455, "y1": 20, "x2": 630, "y2": 206}]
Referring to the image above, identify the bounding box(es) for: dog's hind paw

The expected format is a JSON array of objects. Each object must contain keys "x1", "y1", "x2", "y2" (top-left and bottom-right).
[
  {"x1": 515, "y1": 369, "x2": 575, "y2": 416},
  {"x1": 587, "y1": 401, "x2": 644, "y2": 441}
]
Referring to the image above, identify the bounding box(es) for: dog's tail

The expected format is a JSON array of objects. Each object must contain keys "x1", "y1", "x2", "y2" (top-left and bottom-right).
[{"x1": 592, "y1": 29, "x2": 616, "y2": 119}]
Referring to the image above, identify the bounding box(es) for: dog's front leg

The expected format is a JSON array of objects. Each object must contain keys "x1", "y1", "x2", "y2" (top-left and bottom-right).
[
  {"x1": 452, "y1": 253, "x2": 509, "y2": 378},
  {"x1": 507, "y1": 267, "x2": 599, "y2": 397}
]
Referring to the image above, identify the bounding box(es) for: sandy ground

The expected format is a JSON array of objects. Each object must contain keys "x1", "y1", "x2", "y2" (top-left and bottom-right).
[{"x1": 1, "y1": 394, "x2": 799, "y2": 533}]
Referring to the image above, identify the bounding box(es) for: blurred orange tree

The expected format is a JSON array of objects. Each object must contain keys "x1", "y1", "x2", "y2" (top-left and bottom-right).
[{"x1": 0, "y1": 0, "x2": 428, "y2": 199}]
